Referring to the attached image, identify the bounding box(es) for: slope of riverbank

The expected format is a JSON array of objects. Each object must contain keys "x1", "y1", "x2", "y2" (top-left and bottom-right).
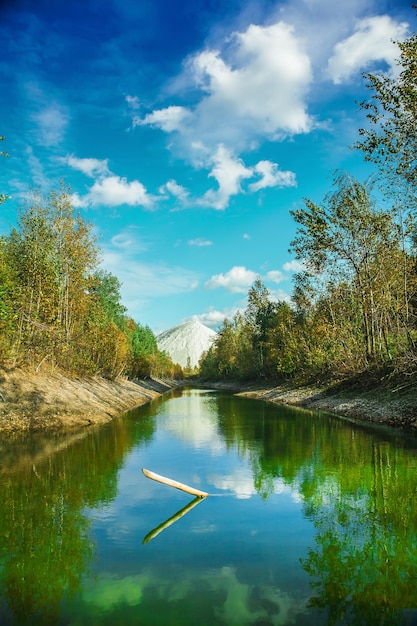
[
  {"x1": 2, "y1": 367, "x2": 416, "y2": 433},
  {"x1": 197, "y1": 379, "x2": 417, "y2": 430},
  {"x1": 0, "y1": 367, "x2": 174, "y2": 432}
]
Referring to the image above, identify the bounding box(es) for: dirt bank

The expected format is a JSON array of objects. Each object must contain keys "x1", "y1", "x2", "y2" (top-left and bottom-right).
[
  {"x1": 0, "y1": 367, "x2": 174, "y2": 432},
  {"x1": 2, "y1": 368, "x2": 416, "y2": 433},
  {"x1": 197, "y1": 380, "x2": 417, "y2": 430}
]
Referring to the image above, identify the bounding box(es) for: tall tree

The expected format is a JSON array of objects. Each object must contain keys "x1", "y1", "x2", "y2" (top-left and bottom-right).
[
  {"x1": 356, "y1": 26, "x2": 417, "y2": 190},
  {"x1": 246, "y1": 279, "x2": 279, "y2": 378},
  {"x1": 290, "y1": 173, "x2": 401, "y2": 362}
]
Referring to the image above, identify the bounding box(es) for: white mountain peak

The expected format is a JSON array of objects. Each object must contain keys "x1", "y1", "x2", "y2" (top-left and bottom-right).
[{"x1": 157, "y1": 319, "x2": 217, "y2": 369}]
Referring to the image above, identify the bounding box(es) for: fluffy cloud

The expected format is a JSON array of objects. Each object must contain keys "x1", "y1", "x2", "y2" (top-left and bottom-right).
[
  {"x1": 194, "y1": 308, "x2": 237, "y2": 328},
  {"x1": 327, "y1": 15, "x2": 409, "y2": 84},
  {"x1": 159, "y1": 179, "x2": 190, "y2": 203},
  {"x1": 248, "y1": 160, "x2": 297, "y2": 192},
  {"x1": 190, "y1": 22, "x2": 313, "y2": 142},
  {"x1": 64, "y1": 155, "x2": 155, "y2": 209},
  {"x1": 265, "y1": 270, "x2": 285, "y2": 283},
  {"x1": 283, "y1": 259, "x2": 306, "y2": 272},
  {"x1": 204, "y1": 264, "x2": 296, "y2": 296},
  {"x1": 138, "y1": 20, "x2": 313, "y2": 156},
  {"x1": 198, "y1": 146, "x2": 296, "y2": 210},
  {"x1": 199, "y1": 145, "x2": 252, "y2": 210},
  {"x1": 205, "y1": 266, "x2": 258, "y2": 293},
  {"x1": 134, "y1": 106, "x2": 191, "y2": 132},
  {"x1": 61, "y1": 155, "x2": 109, "y2": 177},
  {"x1": 86, "y1": 175, "x2": 153, "y2": 208}
]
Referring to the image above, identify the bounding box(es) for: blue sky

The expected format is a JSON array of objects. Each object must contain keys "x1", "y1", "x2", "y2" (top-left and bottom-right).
[{"x1": 0, "y1": 0, "x2": 415, "y2": 333}]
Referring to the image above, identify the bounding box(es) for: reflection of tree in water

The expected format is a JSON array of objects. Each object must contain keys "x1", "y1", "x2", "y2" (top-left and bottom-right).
[
  {"x1": 0, "y1": 411, "x2": 156, "y2": 624},
  {"x1": 212, "y1": 393, "x2": 417, "y2": 625},
  {"x1": 301, "y1": 443, "x2": 417, "y2": 626}
]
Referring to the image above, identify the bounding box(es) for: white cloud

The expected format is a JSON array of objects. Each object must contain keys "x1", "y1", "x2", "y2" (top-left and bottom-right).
[
  {"x1": 248, "y1": 160, "x2": 297, "y2": 192},
  {"x1": 70, "y1": 192, "x2": 85, "y2": 208},
  {"x1": 189, "y1": 21, "x2": 313, "y2": 145},
  {"x1": 205, "y1": 266, "x2": 258, "y2": 293},
  {"x1": 138, "y1": 20, "x2": 313, "y2": 158},
  {"x1": 159, "y1": 179, "x2": 190, "y2": 202},
  {"x1": 64, "y1": 155, "x2": 155, "y2": 209},
  {"x1": 283, "y1": 259, "x2": 306, "y2": 272},
  {"x1": 243, "y1": 233, "x2": 251, "y2": 240},
  {"x1": 34, "y1": 104, "x2": 68, "y2": 147},
  {"x1": 62, "y1": 155, "x2": 109, "y2": 177},
  {"x1": 135, "y1": 105, "x2": 191, "y2": 132},
  {"x1": 265, "y1": 270, "x2": 285, "y2": 283},
  {"x1": 87, "y1": 175, "x2": 154, "y2": 208},
  {"x1": 195, "y1": 147, "x2": 297, "y2": 209},
  {"x1": 327, "y1": 15, "x2": 409, "y2": 84},
  {"x1": 188, "y1": 238, "x2": 213, "y2": 247},
  {"x1": 199, "y1": 145, "x2": 253, "y2": 210}
]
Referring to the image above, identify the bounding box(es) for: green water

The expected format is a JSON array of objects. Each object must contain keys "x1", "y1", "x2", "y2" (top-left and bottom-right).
[{"x1": 1, "y1": 387, "x2": 417, "y2": 625}]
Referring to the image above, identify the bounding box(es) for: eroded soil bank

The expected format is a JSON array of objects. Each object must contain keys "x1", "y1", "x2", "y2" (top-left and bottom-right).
[
  {"x1": 197, "y1": 380, "x2": 417, "y2": 430},
  {"x1": 0, "y1": 367, "x2": 174, "y2": 432},
  {"x1": 1, "y1": 368, "x2": 416, "y2": 433}
]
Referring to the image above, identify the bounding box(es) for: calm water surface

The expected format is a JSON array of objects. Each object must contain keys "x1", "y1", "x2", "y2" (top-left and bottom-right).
[{"x1": 1, "y1": 387, "x2": 417, "y2": 625}]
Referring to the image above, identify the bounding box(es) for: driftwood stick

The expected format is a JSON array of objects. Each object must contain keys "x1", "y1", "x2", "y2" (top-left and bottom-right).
[
  {"x1": 142, "y1": 468, "x2": 208, "y2": 498},
  {"x1": 143, "y1": 496, "x2": 205, "y2": 544}
]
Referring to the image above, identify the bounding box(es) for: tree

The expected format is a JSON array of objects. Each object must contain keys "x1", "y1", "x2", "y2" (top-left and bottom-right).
[
  {"x1": 245, "y1": 279, "x2": 279, "y2": 378},
  {"x1": 89, "y1": 270, "x2": 127, "y2": 330},
  {"x1": 5, "y1": 185, "x2": 99, "y2": 368},
  {"x1": 356, "y1": 26, "x2": 417, "y2": 335},
  {"x1": 356, "y1": 26, "x2": 417, "y2": 190},
  {"x1": 290, "y1": 172, "x2": 402, "y2": 362}
]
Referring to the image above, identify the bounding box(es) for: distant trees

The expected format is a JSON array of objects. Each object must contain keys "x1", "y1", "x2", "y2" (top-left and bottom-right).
[{"x1": 0, "y1": 184, "x2": 178, "y2": 379}]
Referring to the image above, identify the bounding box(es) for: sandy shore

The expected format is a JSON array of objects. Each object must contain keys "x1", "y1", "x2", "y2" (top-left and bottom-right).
[{"x1": 0, "y1": 367, "x2": 174, "y2": 432}]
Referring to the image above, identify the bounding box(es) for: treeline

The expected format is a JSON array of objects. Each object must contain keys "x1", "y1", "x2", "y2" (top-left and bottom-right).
[
  {"x1": 0, "y1": 183, "x2": 181, "y2": 379},
  {"x1": 200, "y1": 175, "x2": 417, "y2": 383},
  {"x1": 200, "y1": 27, "x2": 417, "y2": 386}
]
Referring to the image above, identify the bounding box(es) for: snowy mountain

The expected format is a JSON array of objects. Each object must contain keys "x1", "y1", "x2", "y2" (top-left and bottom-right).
[{"x1": 156, "y1": 319, "x2": 217, "y2": 369}]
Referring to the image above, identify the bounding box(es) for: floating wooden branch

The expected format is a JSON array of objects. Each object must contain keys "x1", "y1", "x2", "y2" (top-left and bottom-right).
[
  {"x1": 143, "y1": 496, "x2": 204, "y2": 544},
  {"x1": 142, "y1": 468, "x2": 208, "y2": 498}
]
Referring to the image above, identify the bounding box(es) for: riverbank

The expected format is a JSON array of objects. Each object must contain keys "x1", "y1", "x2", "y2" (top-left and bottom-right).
[
  {"x1": 1, "y1": 367, "x2": 416, "y2": 433},
  {"x1": 197, "y1": 379, "x2": 417, "y2": 430},
  {"x1": 0, "y1": 367, "x2": 174, "y2": 432}
]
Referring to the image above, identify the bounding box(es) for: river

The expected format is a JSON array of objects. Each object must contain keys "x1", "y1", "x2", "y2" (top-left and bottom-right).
[{"x1": 1, "y1": 387, "x2": 417, "y2": 625}]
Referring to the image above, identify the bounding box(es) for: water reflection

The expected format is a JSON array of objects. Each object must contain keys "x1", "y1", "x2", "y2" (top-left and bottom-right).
[
  {"x1": 1, "y1": 388, "x2": 417, "y2": 625},
  {"x1": 0, "y1": 413, "x2": 157, "y2": 625},
  {"x1": 143, "y1": 496, "x2": 206, "y2": 544}
]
